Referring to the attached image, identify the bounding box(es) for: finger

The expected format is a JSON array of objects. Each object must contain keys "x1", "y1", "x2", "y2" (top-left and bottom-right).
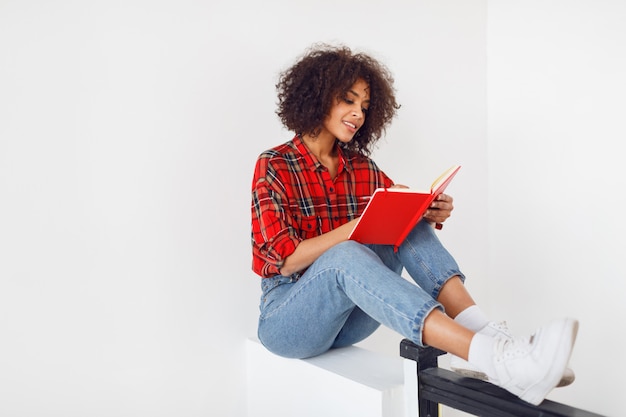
[
  {"x1": 430, "y1": 200, "x2": 453, "y2": 211},
  {"x1": 439, "y1": 194, "x2": 454, "y2": 206},
  {"x1": 430, "y1": 201, "x2": 442, "y2": 209},
  {"x1": 425, "y1": 209, "x2": 450, "y2": 222}
]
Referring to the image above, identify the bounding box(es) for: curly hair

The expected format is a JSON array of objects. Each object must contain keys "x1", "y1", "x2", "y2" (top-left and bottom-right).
[{"x1": 276, "y1": 44, "x2": 400, "y2": 157}]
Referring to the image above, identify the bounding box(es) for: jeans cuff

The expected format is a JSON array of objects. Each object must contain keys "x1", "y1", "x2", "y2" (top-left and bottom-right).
[{"x1": 411, "y1": 299, "x2": 444, "y2": 347}]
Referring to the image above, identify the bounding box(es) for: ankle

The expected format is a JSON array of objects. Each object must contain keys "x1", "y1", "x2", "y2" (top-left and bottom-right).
[{"x1": 454, "y1": 305, "x2": 490, "y2": 332}]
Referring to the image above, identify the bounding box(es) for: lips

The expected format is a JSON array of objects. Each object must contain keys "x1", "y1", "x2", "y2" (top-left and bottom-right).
[{"x1": 343, "y1": 121, "x2": 358, "y2": 132}]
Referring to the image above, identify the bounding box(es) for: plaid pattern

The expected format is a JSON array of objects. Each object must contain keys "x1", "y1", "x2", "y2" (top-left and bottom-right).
[{"x1": 251, "y1": 135, "x2": 393, "y2": 278}]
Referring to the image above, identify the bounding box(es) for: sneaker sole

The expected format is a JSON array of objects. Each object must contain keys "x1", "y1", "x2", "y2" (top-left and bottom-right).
[
  {"x1": 518, "y1": 318, "x2": 579, "y2": 405},
  {"x1": 450, "y1": 360, "x2": 575, "y2": 388}
]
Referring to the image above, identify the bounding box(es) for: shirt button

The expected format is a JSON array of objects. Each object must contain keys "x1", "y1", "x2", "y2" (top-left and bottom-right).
[{"x1": 329, "y1": 187, "x2": 334, "y2": 192}]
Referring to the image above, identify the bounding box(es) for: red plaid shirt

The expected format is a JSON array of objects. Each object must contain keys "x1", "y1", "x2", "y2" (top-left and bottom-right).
[{"x1": 251, "y1": 135, "x2": 394, "y2": 278}]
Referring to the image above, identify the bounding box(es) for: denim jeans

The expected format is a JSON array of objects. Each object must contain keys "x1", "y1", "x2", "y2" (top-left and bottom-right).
[{"x1": 257, "y1": 220, "x2": 465, "y2": 358}]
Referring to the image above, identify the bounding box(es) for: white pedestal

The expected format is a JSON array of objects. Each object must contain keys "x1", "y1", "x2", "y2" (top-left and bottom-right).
[{"x1": 246, "y1": 338, "x2": 412, "y2": 417}]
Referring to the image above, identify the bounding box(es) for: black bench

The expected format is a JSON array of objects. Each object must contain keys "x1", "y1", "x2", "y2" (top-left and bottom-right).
[{"x1": 400, "y1": 339, "x2": 605, "y2": 417}]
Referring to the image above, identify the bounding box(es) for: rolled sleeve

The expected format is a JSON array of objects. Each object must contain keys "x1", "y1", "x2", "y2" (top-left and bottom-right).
[{"x1": 251, "y1": 163, "x2": 302, "y2": 277}]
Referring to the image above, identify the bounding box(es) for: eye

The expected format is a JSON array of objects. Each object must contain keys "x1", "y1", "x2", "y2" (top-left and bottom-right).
[
  {"x1": 343, "y1": 98, "x2": 354, "y2": 105},
  {"x1": 362, "y1": 107, "x2": 369, "y2": 114}
]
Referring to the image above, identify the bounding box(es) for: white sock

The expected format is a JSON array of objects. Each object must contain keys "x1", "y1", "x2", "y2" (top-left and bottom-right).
[
  {"x1": 468, "y1": 333, "x2": 497, "y2": 380},
  {"x1": 454, "y1": 305, "x2": 490, "y2": 332}
]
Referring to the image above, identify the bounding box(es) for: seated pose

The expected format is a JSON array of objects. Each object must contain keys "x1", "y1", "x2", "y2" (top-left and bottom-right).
[{"x1": 250, "y1": 44, "x2": 577, "y2": 406}]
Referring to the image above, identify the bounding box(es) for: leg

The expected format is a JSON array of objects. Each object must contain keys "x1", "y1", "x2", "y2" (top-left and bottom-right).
[
  {"x1": 436, "y1": 276, "x2": 476, "y2": 319},
  {"x1": 334, "y1": 237, "x2": 464, "y2": 349},
  {"x1": 257, "y1": 241, "x2": 442, "y2": 358},
  {"x1": 331, "y1": 307, "x2": 381, "y2": 349},
  {"x1": 371, "y1": 220, "x2": 476, "y2": 317},
  {"x1": 422, "y1": 309, "x2": 474, "y2": 359},
  {"x1": 370, "y1": 222, "x2": 578, "y2": 404}
]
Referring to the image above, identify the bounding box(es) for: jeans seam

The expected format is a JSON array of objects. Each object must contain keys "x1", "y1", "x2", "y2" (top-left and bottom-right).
[{"x1": 404, "y1": 238, "x2": 464, "y2": 299}]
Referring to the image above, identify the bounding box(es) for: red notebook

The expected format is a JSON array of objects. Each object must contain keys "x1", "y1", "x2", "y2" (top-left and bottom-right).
[{"x1": 348, "y1": 165, "x2": 461, "y2": 250}]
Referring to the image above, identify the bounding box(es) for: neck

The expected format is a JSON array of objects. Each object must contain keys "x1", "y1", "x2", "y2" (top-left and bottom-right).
[{"x1": 301, "y1": 133, "x2": 337, "y2": 160}]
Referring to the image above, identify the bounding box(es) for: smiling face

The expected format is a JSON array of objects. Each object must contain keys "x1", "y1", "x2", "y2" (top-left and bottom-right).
[{"x1": 319, "y1": 78, "x2": 370, "y2": 144}]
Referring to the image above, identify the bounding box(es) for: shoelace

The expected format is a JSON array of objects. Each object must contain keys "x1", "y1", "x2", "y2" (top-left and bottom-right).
[
  {"x1": 494, "y1": 332, "x2": 535, "y2": 360},
  {"x1": 489, "y1": 320, "x2": 512, "y2": 337}
]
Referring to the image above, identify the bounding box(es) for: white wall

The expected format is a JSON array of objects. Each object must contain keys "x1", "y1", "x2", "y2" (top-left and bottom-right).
[
  {"x1": 488, "y1": 1, "x2": 626, "y2": 416},
  {"x1": 0, "y1": 1, "x2": 486, "y2": 416},
  {"x1": 4, "y1": 1, "x2": 620, "y2": 416},
  {"x1": 4, "y1": 0, "x2": 619, "y2": 416}
]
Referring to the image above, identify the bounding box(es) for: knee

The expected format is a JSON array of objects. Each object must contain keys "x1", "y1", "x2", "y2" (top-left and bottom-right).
[
  {"x1": 317, "y1": 240, "x2": 376, "y2": 266},
  {"x1": 330, "y1": 240, "x2": 372, "y2": 257},
  {"x1": 335, "y1": 240, "x2": 364, "y2": 250}
]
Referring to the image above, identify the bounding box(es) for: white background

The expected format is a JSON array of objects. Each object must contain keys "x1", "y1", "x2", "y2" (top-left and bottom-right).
[{"x1": 0, "y1": 1, "x2": 622, "y2": 416}]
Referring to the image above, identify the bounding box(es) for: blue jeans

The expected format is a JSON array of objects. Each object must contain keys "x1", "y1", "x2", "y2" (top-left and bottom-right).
[{"x1": 257, "y1": 220, "x2": 465, "y2": 358}]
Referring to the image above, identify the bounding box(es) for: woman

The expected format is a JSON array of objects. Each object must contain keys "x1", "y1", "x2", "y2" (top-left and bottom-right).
[{"x1": 250, "y1": 44, "x2": 577, "y2": 405}]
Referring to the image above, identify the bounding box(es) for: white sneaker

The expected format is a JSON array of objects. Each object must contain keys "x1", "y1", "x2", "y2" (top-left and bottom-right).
[
  {"x1": 488, "y1": 318, "x2": 579, "y2": 405},
  {"x1": 450, "y1": 321, "x2": 575, "y2": 387}
]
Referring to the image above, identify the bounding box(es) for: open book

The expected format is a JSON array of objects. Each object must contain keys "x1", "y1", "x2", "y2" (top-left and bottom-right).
[{"x1": 348, "y1": 165, "x2": 461, "y2": 250}]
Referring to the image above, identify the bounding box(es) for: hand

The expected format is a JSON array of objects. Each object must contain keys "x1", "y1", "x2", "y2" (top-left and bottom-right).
[{"x1": 424, "y1": 193, "x2": 454, "y2": 225}]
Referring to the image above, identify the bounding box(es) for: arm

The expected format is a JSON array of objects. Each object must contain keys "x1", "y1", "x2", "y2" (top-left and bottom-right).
[{"x1": 279, "y1": 218, "x2": 359, "y2": 276}]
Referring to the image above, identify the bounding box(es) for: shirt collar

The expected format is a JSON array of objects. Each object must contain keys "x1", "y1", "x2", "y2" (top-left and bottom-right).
[{"x1": 292, "y1": 135, "x2": 352, "y2": 174}]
